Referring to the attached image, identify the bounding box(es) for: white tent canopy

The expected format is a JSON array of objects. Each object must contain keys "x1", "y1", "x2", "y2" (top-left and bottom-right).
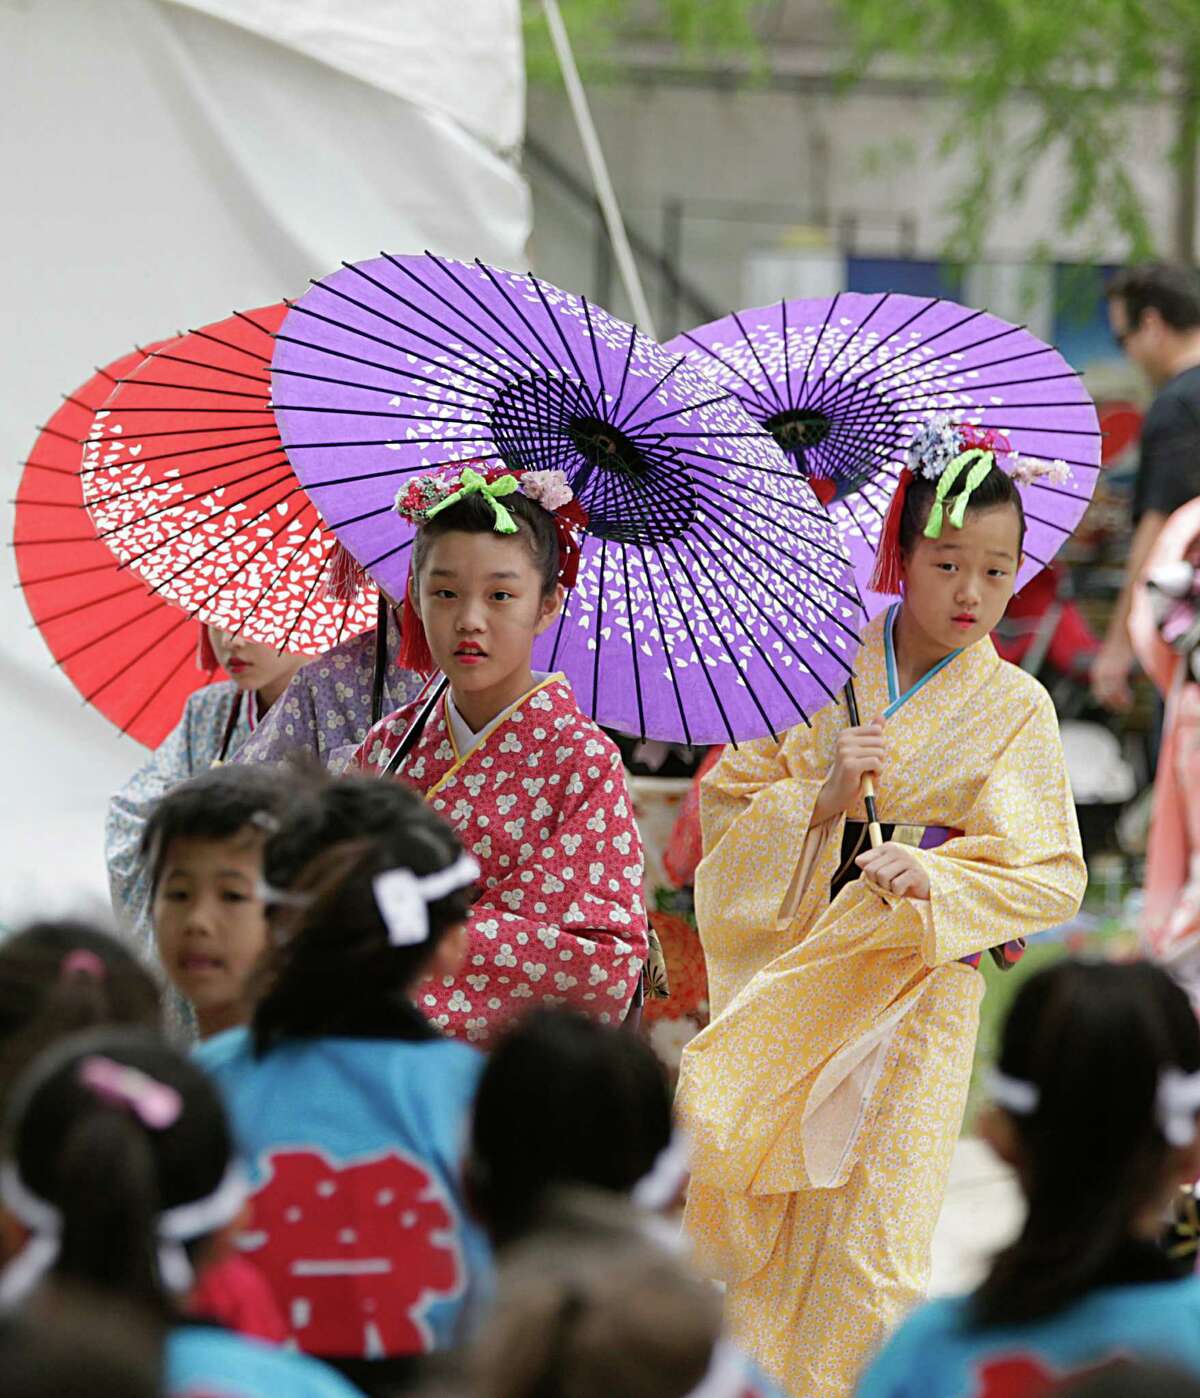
[
  {"x1": 165, "y1": 0, "x2": 525, "y2": 151},
  {"x1": 0, "y1": 0, "x2": 529, "y2": 926}
]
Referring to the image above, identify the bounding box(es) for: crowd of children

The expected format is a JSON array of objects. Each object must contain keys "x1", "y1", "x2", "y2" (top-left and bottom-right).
[
  {"x1": 11, "y1": 856, "x2": 1200, "y2": 1396},
  {"x1": 6, "y1": 447, "x2": 1199, "y2": 1398}
]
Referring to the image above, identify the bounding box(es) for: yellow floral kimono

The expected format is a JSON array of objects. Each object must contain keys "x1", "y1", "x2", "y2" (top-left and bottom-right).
[{"x1": 675, "y1": 609, "x2": 1086, "y2": 1398}]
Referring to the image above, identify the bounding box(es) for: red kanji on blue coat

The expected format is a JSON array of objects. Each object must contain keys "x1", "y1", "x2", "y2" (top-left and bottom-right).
[{"x1": 239, "y1": 1146, "x2": 464, "y2": 1358}]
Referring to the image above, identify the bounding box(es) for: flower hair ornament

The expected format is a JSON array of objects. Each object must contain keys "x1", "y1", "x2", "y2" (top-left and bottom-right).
[
  {"x1": 987, "y1": 1065, "x2": 1200, "y2": 1148},
  {"x1": 392, "y1": 462, "x2": 589, "y2": 673},
  {"x1": 0, "y1": 1056, "x2": 250, "y2": 1307},
  {"x1": 870, "y1": 414, "x2": 1071, "y2": 595}
]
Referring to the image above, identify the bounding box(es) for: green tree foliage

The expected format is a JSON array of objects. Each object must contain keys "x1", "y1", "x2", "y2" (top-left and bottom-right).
[
  {"x1": 521, "y1": 1, "x2": 762, "y2": 83},
  {"x1": 833, "y1": 0, "x2": 1196, "y2": 259},
  {"x1": 526, "y1": 0, "x2": 1200, "y2": 260}
]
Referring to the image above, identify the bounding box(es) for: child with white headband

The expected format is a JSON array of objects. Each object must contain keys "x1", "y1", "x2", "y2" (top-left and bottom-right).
[
  {"x1": 466, "y1": 1007, "x2": 674, "y2": 1251},
  {"x1": 472, "y1": 1189, "x2": 783, "y2": 1398},
  {"x1": 196, "y1": 776, "x2": 491, "y2": 1395},
  {"x1": 858, "y1": 959, "x2": 1200, "y2": 1396},
  {"x1": 0, "y1": 1027, "x2": 361, "y2": 1397}
]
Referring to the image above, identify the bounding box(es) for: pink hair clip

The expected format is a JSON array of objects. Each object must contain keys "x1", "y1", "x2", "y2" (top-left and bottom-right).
[
  {"x1": 78, "y1": 1057, "x2": 183, "y2": 1131},
  {"x1": 60, "y1": 949, "x2": 106, "y2": 981}
]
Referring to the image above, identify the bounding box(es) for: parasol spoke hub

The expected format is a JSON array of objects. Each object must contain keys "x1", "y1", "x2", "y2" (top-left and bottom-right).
[
  {"x1": 566, "y1": 415, "x2": 647, "y2": 478},
  {"x1": 488, "y1": 375, "x2": 697, "y2": 545},
  {"x1": 761, "y1": 407, "x2": 874, "y2": 504},
  {"x1": 763, "y1": 407, "x2": 832, "y2": 454}
]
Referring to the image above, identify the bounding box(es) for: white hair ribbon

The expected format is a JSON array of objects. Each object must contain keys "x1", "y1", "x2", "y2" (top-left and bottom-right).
[
  {"x1": 0, "y1": 1165, "x2": 60, "y2": 1308},
  {"x1": 254, "y1": 879, "x2": 312, "y2": 909},
  {"x1": 631, "y1": 1131, "x2": 692, "y2": 1213},
  {"x1": 985, "y1": 1067, "x2": 1040, "y2": 1116},
  {"x1": 989, "y1": 1065, "x2": 1200, "y2": 1149},
  {"x1": 1157, "y1": 1068, "x2": 1200, "y2": 1148},
  {"x1": 372, "y1": 853, "x2": 480, "y2": 947},
  {"x1": 0, "y1": 1159, "x2": 249, "y2": 1307},
  {"x1": 685, "y1": 1341, "x2": 751, "y2": 1398}
]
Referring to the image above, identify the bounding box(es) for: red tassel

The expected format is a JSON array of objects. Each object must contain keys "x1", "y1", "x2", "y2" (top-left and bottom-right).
[
  {"x1": 196, "y1": 626, "x2": 220, "y2": 673},
  {"x1": 398, "y1": 578, "x2": 435, "y2": 674},
  {"x1": 553, "y1": 499, "x2": 590, "y2": 588},
  {"x1": 869, "y1": 468, "x2": 913, "y2": 596},
  {"x1": 324, "y1": 541, "x2": 367, "y2": 602}
]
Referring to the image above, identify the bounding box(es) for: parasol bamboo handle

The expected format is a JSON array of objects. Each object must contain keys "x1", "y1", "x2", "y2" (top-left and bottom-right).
[
  {"x1": 844, "y1": 679, "x2": 884, "y2": 849},
  {"x1": 862, "y1": 773, "x2": 884, "y2": 850}
]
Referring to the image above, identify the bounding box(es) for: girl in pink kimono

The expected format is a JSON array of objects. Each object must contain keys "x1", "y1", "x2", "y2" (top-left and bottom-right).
[{"x1": 353, "y1": 465, "x2": 648, "y2": 1046}]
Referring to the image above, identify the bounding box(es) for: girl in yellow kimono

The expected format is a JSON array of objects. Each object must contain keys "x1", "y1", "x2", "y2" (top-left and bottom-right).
[{"x1": 675, "y1": 419, "x2": 1088, "y2": 1398}]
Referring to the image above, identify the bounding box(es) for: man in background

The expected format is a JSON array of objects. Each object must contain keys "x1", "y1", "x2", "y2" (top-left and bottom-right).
[{"x1": 1093, "y1": 264, "x2": 1200, "y2": 710}]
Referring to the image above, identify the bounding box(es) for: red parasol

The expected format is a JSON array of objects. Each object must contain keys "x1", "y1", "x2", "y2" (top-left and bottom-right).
[
  {"x1": 14, "y1": 340, "x2": 229, "y2": 748},
  {"x1": 81, "y1": 304, "x2": 377, "y2": 656}
]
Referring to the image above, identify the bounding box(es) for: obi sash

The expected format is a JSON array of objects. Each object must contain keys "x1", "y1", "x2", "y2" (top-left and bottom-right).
[{"x1": 834, "y1": 821, "x2": 1026, "y2": 970}]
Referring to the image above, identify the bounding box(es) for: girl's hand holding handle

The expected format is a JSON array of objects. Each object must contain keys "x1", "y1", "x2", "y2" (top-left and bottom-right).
[
  {"x1": 812, "y1": 718, "x2": 887, "y2": 827},
  {"x1": 855, "y1": 841, "x2": 931, "y2": 900}
]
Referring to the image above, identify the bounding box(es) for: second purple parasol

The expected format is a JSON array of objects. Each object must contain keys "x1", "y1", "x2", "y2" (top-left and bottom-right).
[{"x1": 666, "y1": 292, "x2": 1100, "y2": 616}]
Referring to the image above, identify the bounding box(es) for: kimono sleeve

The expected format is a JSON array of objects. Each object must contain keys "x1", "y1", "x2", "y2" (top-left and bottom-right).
[
  {"x1": 352, "y1": 707, "x2": 415, "y2": 776},
  {"x1": 695, "y1": 727, "x2": 842, "y2": 1016},
  {"x1": 419, "y1": 742, "x2": 648, "y2": 1045},
  {"x1": 907, "y1": 687, "x2": 1086, "y2": 966},
  {"x1": 105, "y1": 690, "x2": 209, "y2": 952},
  {"x1": 233, "y1": 669, "x2": 320, "y2": 766}
]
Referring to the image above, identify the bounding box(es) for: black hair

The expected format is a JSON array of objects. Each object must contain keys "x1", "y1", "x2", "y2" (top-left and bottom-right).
[
  {"x1": 1062, "y1": 1364, "x2": 1200, "y2": 1398},
  {"x1": 140, "y1": 763, "x2": 298, "y2": 893},
  {"x1": 899, "y1": 463, "x2": 1026, "y2": 559},
  {"x1": 1059, "y1": 1361, "x2": 1200, "y2": 1397},
  {"x1": 1107, "y1": 262, "x2": 1200, "y2": 333},
  {"x1": 252, "y1": 776, "x2": 473, "y2": 1052},
  {"x1": 472, "y1": 1189, "x2": 722, "y2": 1398},
  {"x1": 5, "y1": 1027, "x2": 232, "y2": 1317},
  {"x1": 262, "y1": 768, "x2": 436, "y2": 891},
  {"x1": 467, "y1": 1009, "x2": 673, "y2": 1249},
  {"x1": 411, "y1": 487, "x2": 560, "y2": 598},
  {"x1": 0, "y1": 1301, "x2": 162, "y2": 1398},
  {"x1": 973, "y1": 960, "x2": 1200, "y2": 1328},
  {"x1": 0, "y1": 921, "x2": 161, "y2": 1119}
]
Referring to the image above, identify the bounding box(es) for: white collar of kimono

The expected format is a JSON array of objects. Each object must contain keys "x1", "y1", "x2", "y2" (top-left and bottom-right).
[
  {"x1": 445, "y1": 672, "x2": 552, "y2": 757},
  {"x1": 883, "y1": 603, "x2": 964, "y2": 718}
]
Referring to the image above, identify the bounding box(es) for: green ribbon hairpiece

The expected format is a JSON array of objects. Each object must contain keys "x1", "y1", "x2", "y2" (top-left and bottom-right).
[
  {"x1": 923, "y1": 448, "x2": 996, "y2": 539},
  {"x1": 425, "y1": 466, "x2": 519, "y2": 535}
]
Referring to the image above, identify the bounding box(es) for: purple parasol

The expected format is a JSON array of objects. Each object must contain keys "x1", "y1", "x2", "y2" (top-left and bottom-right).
[
  {"x1": 666, "y1": 293, "x2": 1100, "y2": 616},
  {"x1": 270, "y1": 253, "x2": 862, "y2": 745}
]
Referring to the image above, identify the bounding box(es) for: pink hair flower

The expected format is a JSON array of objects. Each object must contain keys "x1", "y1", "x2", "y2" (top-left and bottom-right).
[
  {"x1": 1009, "y1": 454, "x2": 1072, "y2": 487},
  {"x1": 518, "y1": 470, "x2": 575, "y2": 512}
]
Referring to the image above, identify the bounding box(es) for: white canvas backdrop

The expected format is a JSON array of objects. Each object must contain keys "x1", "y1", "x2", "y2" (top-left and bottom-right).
[{"x1": 0, "y1": 0, "x2": 529, "y2": 925}]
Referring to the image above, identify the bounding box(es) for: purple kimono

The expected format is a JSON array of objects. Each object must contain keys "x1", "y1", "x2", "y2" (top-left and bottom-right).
[{"x1": 234, "y1": 610, "x2": 422, "y2": 772}]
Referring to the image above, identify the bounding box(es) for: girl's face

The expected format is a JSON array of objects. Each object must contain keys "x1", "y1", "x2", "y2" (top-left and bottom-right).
[
  {"x1": 151, "y1": 828, "x2": 270, "y2": 1038},
  {"x1": 415, "y1": 530, "x2": 562, "y2": 719},
  {"x1": 898, "y1": 504, "x2": 1022, "y2": 656},
  {"x1": 207, "y1": 628, "x2": 305, "y2": 706}
]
